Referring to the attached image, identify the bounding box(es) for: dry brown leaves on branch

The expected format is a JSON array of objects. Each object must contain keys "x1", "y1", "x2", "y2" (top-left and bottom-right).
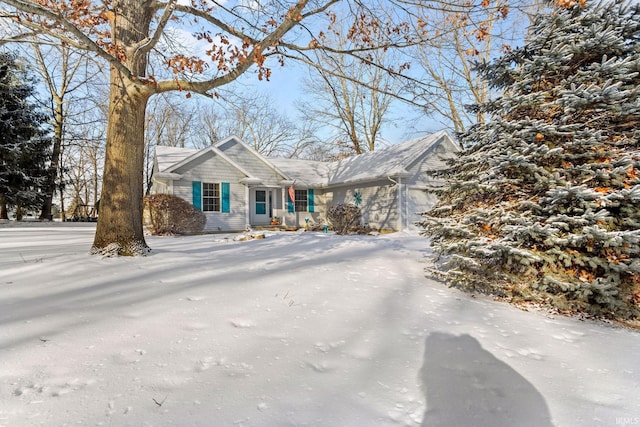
[
  {"x1": 556, "y1": 0, "x2": 587, "y2": 8},
  {"x1": 167, "y1": 54, "x2": 208, "y2": 74}
]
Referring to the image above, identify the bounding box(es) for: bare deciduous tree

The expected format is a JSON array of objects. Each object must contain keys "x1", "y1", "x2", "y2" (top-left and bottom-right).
[
  {"x1": 206, "y1": 92, "x2": 318, "y2": 157},
  {"x1": 27, "y1": 42, "x2": 102, "y2": 219},
  {"x1": 297, "y1": 21, "x2": 400, "y2": 156},
  {"x1": 61, "y1": 107, "x2": 106, "y2": 219},
  {"x1": 409, "y1": 0, "x2": 549, "y2": 138}
]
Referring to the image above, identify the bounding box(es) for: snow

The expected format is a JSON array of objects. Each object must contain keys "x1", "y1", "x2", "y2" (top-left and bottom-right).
[{"x1": 0, "y1": 222, "x2": 638, "y2": 427}]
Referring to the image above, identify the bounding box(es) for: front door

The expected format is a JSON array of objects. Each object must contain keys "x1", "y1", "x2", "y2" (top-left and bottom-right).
[{"x1": 250, "y1": 188, "x2": 271, "y2": 225}]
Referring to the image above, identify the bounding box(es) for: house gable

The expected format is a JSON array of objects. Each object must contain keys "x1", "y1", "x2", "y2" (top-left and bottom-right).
[
  {"x1": 171, "y1": 149, "x2": 246, "y2": 181},
  {"x1": 403, "y1": 132, "x2": 459, "y2": 184},
  {"x1": 162, "y1": 145, "x2": 251, "y2": 179},
  {"x1": 215, "y1": 136, "x2": 290, "y2": 186}
]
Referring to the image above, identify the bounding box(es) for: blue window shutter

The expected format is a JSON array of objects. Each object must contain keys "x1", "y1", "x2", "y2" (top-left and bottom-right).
[
  {"x1": 221, "y1": 182, "x2": 230, "y2": 213},
  {"x1": 192, "y1": 181, "x2": 202, "y2": 210},
  {"x1": 308, "y1": 189, "x2": 314, "y2": 213}
]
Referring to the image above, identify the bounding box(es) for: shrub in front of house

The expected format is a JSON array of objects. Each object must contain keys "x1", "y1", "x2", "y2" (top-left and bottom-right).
[
  {"x1": 144, "y1": 194, "x2": 206, "y2": 235},
  {"x1": 327, "y1": 203, "x2": 361, "y2": 235}
]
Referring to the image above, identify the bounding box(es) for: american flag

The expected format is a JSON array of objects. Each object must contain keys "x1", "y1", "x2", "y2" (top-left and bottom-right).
[{"x1": 288, "y1": 185, "x2": 295, "y2": 204}]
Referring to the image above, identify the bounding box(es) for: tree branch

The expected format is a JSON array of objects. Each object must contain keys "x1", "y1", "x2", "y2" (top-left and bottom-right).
[
  {"x1": 278, "y1": 48, "x2": 434, "y2": 109},
  {"x1": 171, "y1": 3, "x2": 259, "y2": 44},
  {"x1": 2, "y1": 0, "x2": 135, "y2": 80},
  {"x1": 133, "y1": 0, "x2": 178, "y2": 58},
  {"x1": 155, "y1": 0, "x2": 314, "y2": 95}
]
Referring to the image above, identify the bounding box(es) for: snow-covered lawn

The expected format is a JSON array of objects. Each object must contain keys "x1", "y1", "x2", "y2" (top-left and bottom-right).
[{"x1": 0, "y1": 223, "x2": 638, "y2": 427}]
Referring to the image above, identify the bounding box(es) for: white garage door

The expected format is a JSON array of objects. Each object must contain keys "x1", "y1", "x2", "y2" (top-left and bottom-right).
[{"x1": 406, "y1": 188, "x2": 437, "y2": 230}]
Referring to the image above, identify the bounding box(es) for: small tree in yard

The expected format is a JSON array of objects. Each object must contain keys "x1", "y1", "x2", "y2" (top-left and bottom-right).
[
  {"x1": 327, "y1": 203, "x2": 361, "y2": 235},
  {"x1": 420, "y1": 0, "x2": 640, "y2": 319}
]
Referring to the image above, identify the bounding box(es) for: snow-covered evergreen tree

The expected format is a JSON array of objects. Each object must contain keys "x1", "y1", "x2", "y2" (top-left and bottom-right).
[
  {"x1": 420, "y1": 0, "x2": 640, "y2": 319},
  {"x1": 0, "y1": 51, "x2": 51, "y2": 219}
]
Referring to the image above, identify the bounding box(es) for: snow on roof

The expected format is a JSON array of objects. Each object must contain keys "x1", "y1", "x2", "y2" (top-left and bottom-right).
[
  {"x1": 155, "y1": 146, "x2": 199, "y2": 172},
  {"x1": 270, "y1": 130, "x2": 451, "y2": 187},
  {"x1": 267, "y1": 158, "x2": 331, "y2": 187},
  {"x1": 327, "y1": 130, "x2": 449, "y2": 185}
]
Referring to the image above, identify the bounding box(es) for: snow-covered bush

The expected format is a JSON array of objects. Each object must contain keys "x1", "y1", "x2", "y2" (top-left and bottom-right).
[
  {"x1": 327, "y1": 203, "x2": 361, "y2": 235},
  {"x1": 144, "y1": 194, "x2": 206, "y2": 235}
]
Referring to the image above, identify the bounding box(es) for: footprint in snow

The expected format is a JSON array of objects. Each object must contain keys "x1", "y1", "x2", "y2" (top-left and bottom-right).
[
  {"x1": 224, "y1": 362, "x2": 254, "y2": 378},
  {"x1": 551, "y1": 333, "x2": 576, "y2": 343},
  {"x1": 183, "y1": 322, "x2": 209, "y2": 331},
  {"x1": 194, "y1": 357, "x2": 215, "y2": 372},
  {"x1": 345, "y1": 271, "x2": 362, "y2": 281},
  {"x1": 14, "y1": 383, "x2": 46, "y2": 397},
  {"x1": 314, "y1": 340, "x2": 345, "y2": 353},
  {"x1": 515, "y1": 348, "x2": 545, "y2": 360},
  {"x1": 229, "y1": 319, "x2": 254, "y2": 328},
  {"x1": 51, "y1": 378, "x2": 96, "y2": 397},
  {"x1": 305, "y1": 360, "x2": 335, "y2": 373},
  {"x1": 111, "y1": 350, "x2": 144, "y2": 365}
]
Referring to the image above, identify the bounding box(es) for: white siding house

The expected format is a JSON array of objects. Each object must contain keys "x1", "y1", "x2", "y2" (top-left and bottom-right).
[{"x1": 151, "y1": 131, "x2": 458, "y2": 232}]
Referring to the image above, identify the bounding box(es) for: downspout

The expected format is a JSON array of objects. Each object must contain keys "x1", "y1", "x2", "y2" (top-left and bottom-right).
[
  {"x1": 245, "y1": 186, "x2": 250, "y2": 229},
  {"x1": 388, "y1": 176, "x2": 402, "y2": 231}
]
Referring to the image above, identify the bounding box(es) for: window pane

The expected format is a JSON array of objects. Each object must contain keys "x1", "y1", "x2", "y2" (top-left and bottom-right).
[
  {"x1": 202, "y1": 183, "x2": 220, "y2": 212},
  {"x1": 255, "y1": 190, "x2": 267, "y2": 214},
  {"x1": 203, "y1": 183, "x2": 215, "y2": 196},
  {"x1": 295, "y1": 189, "x2": 308, "y2": 212}
]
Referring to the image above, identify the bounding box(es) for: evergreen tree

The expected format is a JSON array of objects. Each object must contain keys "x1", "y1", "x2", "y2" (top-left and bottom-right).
[
  {"x1": 420, "y1": 0, "x2": 640, "y2": 319},
  {"x1": 0, "y1": 51, "x2": 51, "y2": 219}
]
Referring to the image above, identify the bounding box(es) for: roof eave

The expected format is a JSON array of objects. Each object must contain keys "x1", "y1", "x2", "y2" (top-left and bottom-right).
[
  {"x1": 240, "y1": 177, "x2": 263, "y2": 185},
  {"x1": 153, "y1": 172, "x2": 182, "y2": 180},
  {"x1": 325, "y1": 171, "x2": 410, "y2": 188}
]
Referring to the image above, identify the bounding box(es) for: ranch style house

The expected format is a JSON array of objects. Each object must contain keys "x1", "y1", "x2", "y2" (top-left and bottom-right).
[{"x1": 151, "y1": 130, "x2": 458, "y2": 232}]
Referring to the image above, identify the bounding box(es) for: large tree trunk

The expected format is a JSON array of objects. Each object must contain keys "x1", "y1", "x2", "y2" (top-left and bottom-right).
[
  {"x1": 91, "y1": 0, "x2": 153, "y2": 256},
  {"x1": 91, "y1": 71, "x2": 151, "y2": 256}
]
